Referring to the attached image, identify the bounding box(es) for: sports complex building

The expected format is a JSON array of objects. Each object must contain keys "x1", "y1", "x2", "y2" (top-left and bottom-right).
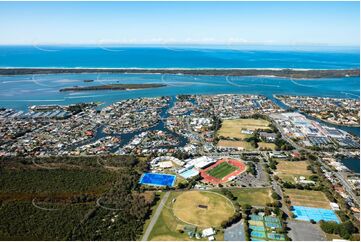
[
  {"x1": 176, "y1": 156, "x2": 247, "y2": 184},
  {"x1": 140, "y1": 156, "x2": 246, "y2": 187},
  {"x1": 178, "y1": 156, "x2": 215, "y2": 179},
  {"x1": 199, "y1": 158, "x2": 246, "y2": 184}
]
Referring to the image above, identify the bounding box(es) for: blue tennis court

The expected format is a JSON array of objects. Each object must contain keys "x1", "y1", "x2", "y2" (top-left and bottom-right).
[
  {"x1": 139, "y1": 173, "x2": 176, "y2": 187},
  {"x1": 251, "y1": 231, "x2": 266, "y2": 239},
  {"x1": 265, "y1": 221, "x2": 282, "y2": 228},
  {"x1": 293, "y1": 206, "x2": 340, "y2": 223},
  {"x1": 265, "y1": 216, "x2": 280, "y2": 222},
  {"x1": 268, "y1": 233, "x2": 286, "y2": 240},
  {"x1": 250, "y1": 214, "x2": 263, "y2": 221},
  {"x1": 249, "y1": 225, "x2": 265, "y2": 231},
  {"x1": 251, "y1": 238, "x2": 264, "y2": 241},
  {"x1": 264, "y1": 216, "x2": 282, "y2": 228}
]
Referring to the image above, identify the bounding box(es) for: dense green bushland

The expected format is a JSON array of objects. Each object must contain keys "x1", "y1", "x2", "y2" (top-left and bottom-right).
[
  {"x1": 0, "y1": 155, "x2": 153, "y2": 240},
  {"x1": 0, "y1": 169, "x2": 116, "y2": 194},
  {"x1": 0, "y1": 201, "x2": 92, "y2": 240},
  {"x1": 70, "y1": 159, "x2": 154, "y2": 240}
]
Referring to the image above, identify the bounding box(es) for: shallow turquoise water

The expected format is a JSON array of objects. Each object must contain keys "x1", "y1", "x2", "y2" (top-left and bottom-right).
[{"x1": 0, "y1": 73, "x2": 359, "y2": 111}]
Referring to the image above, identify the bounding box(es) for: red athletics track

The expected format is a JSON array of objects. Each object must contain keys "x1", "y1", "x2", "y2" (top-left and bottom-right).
[{"x1": 199, "y1": 158, "x2": 246, "y2": 185}]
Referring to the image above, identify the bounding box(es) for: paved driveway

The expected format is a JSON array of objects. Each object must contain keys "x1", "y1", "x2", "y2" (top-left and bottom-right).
[{"x1": 224, "y1": 219, "x2": 246, "y2": 241}]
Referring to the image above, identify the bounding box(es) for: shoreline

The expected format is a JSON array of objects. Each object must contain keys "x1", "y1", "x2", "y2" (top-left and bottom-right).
[
  {"x1": 273, "y1": 95, "x2": 360, "y2": 128},
  {"x1": 309, "y1": 115, "x2": 360, "y2": 128},
  {"x1": 59, "y1": 83, "x2": 166, "y2": 92},
  {"x1": 0, "y1": 67, "x2": 359, "y2": 78},
  {"x1": 0, "y1": 66, "x2": 355, "y2": 70}
]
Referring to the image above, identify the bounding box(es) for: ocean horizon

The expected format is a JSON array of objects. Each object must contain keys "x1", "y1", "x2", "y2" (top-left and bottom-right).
[{"x1": 0, "y1": 46, "x2": 359, "y2": 69}]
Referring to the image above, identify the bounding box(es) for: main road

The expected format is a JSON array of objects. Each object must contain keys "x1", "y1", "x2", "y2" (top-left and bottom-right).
[{"x1": 273, "y1": 121, "x2": 360, "y2": 206}]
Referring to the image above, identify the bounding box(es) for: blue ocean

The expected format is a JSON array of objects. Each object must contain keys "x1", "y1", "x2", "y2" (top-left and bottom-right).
[{"x1": 0, "y1": 45, "x2": 359, "y2": 69}]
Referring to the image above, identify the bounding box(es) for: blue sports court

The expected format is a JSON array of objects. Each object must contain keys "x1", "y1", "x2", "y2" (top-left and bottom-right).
[
  {"x1": 265, "y1": 216, "x2": 282, "y2": 228},
  {"x1": 251, "y1": 231, "x2": 266, "y2": 238},
  {"x1": 268, "y1": 233, "x2": 286, "y2": 240},
  {"x1": 139, "y1": 173, "x2": 176, "y2": 187},
  {"x1": 251, "y1": 238, "x2": 264, "y2": 241},
  {"x1": 293, "y1": 206, "x2": 340, "y2": 223},
  {"x1": 249, "y1": 225, "x2": 265, "y2": 231}
]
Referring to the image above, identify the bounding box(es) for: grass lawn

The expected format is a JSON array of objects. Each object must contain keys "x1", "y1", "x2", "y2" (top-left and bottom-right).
[
  {"x1": 258, "y1": 142, "x2": 277, "y2": 150},
  {"x1": 217, "y1": 118, "x2": 271, "y2": 139},
  {"x1": 226, "y1": 188, "x2": 274, "y2": 206},
  {"x1": 285, "y1": 189, "x2": 331, "y2": 209},
  {"x1": 149, "y1": 192, "x2": 194, "y2": 241},
  {"x1": 148, "y1": 191, "x2": 233, "y2": 240},
  {"x1": 142, "y1": 192, "x2": 166, "y2": 236},
  {"x1": 206, "y1": 162, "x2": 238, "y2": 179},
  {"x1": 276, "y1": 160, "x2": 312, "y2": 183},
  {"x1": 217, "y1": 140, "x2": 254, "y2": 150}
]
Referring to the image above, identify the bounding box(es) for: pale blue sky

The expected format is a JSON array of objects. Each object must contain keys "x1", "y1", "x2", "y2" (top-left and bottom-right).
[{"x1": 0, "y1": 1, "x2": 359, "y2": 46}]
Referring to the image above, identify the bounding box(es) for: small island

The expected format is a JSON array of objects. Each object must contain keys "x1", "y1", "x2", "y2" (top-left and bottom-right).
[{"x1": 59, "y1": 83, "x2": 166, "y2": 92}]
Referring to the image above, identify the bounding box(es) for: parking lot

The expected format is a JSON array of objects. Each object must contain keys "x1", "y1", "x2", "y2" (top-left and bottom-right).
[
  {"x1": 224, "y1": 220, "x2": 246, "y2": 241},
  {"x1": 234, "y1": 162, "x2": 270, "y2": 187},
  {"x1": 287, "y1": 220, "x2": 326, "y2": 241}
]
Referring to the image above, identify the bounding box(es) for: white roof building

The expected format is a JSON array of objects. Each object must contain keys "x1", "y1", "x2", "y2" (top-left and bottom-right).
[
  {"x1": 187, "y1": 156, "x2": 216, "y2": 169},
  {"x1": 330, "y1": 202, "x2": 340, "y2": 211},
  {"x1": 202, "y1": 228, "x2": 215, "y2": 237},
  {"x1": 158, "y1": 161, "x2": 173, "y2": 168}
]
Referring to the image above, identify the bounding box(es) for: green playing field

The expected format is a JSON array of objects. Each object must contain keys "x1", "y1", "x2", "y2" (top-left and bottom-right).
[{"x1": 206, "y1": 162, "x2": 238, "y2": 179}]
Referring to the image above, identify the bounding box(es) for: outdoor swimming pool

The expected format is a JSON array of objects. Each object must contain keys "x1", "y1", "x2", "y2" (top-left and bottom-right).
[
  {"x1": 179, "y1": 168, "x2": 199, "y2": 179},
  {"x1": 139, "y1": 172, "x2": 176, "y2": 187}
]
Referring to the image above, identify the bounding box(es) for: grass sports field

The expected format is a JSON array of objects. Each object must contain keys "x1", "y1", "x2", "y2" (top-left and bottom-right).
[
  {"x1": 227, "y1": 188, "x2": 274, "y2": 206},
  {"x1": 217, "y1": 118, "x2": 271, "y2": 139},
  {"x1": 173, "y1": 191, "x2": 235, "y2": 227},
  {"x1": 217, "y1": 140, "x2": 253, "y2": 150},
  {"x1": 206, "y1": 162, "x2": 238, "y2": 179},
  {"x1": 258, "y1": 142, "x2": 277, "y2": 150},
  {"x1": 149, "y1": 191, "x2": 231, "y2": 240},
  {"x1": 285, "y1": 189, "x2": 331, "y2": 209},
  {"x1": 276, "y1": 160, "x2": 312, "y2": 183}
]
